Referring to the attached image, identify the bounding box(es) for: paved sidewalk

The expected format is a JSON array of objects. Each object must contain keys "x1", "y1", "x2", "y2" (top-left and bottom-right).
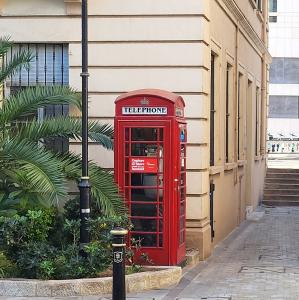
[
  {"x1": 268, "y1": 153, "x2": 299, "y2": 169},
  {"x1": 2, "y1": 206, "x2": 299, "y2": 299},
  {"x1": 127, "y1": 206, "x2": 299, "y2": 300}
]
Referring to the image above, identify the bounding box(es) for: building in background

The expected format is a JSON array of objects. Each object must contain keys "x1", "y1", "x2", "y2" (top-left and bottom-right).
[
  {"x1": 0, "y1": 0, "x2": 270, "y2": 260},
  {"x1": 268, "y1": 0, "x2": 299, "y2": 153}
]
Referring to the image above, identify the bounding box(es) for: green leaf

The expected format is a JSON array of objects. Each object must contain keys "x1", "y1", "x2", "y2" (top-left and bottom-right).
[
  {"x1": 0, "y1": 46, "x2": 33, "y2": 84},
  {"x1": 0, "y1": 139, "x2": 67, "y2": 204},
  {"x1": 0, "y1": 86, "x2": 81, "y2": 125},
  {"x1": 16, "y1": 116, "x2": 114, "y2": 150},
  {"x1": 60, "y1": 153, "x2": 125, "y2": 216}
]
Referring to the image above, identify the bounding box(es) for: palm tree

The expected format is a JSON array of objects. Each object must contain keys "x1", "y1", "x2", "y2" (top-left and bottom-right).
[{"x1": 0, "y1": 37, "x2": 124, "y2": 216}]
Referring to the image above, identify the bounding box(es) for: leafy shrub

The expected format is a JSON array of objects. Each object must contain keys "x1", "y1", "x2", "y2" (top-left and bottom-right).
[{"x1": 0, "y1": 201, "x2": 130, "y2": 280}]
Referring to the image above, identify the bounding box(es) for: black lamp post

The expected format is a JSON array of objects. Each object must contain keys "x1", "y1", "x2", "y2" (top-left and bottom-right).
[{"x1": 78, "y1": 0, "x2": 91, "y2": 252}]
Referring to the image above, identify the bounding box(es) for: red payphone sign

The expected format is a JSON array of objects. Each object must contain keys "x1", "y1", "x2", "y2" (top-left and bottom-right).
[{"x1": 130, "y1": 158, "x2": 158, "y2": 173}]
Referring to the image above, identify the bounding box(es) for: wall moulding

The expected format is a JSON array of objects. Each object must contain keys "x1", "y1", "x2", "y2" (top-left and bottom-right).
[
  {"x1": 64, "y1": 0, "x2": 81, "y2": 15},
  {"x1": 217, "y1": 0, "x2": 271, "y2": 61}
]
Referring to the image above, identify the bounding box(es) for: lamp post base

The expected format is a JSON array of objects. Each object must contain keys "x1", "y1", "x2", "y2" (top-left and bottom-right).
[{"x1": 78, "y1": 176, "x2": 91, "y2": 254}]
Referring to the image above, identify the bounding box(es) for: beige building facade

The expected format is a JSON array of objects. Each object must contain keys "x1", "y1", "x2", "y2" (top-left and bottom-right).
[{"x1": 0, "y1": 0, "x2": 270, "y2": 260}]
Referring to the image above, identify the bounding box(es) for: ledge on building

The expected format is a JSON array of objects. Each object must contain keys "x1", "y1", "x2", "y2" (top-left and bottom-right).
[
  {"x1": 237, "y1": 160, "x2": 246, "y2": 167},
  {"x1": 224, "y1": 162, "x2": 238, "y2": 171},
  {"x1": 209, "y1": 165, "x2": 224, "y2": 175},
  {"x1": 254, "y1": 155, "x2": 262, "y2": 162}
]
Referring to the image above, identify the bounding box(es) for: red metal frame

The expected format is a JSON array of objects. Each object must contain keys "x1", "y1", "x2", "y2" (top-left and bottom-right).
[{"x1": 114, "y1": 89, "x2": 186, "y2": 266}]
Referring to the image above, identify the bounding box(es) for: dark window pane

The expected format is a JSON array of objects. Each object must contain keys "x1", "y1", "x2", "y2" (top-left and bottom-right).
[
  {"x1": 131, "y1": 174, "x2": 157, "y2": 187},
  {"x1": 269, "y1": 15, "x2": 277, "y2": 22},
  {"x1": 125, "y1": 143, "x2": 129, "y2": 156},
  {"x1": 269, "y1": 0, "x2": 277, "y2": 12},
  {"x1": 210, "y1": 53, "x2": 215, "y2": 166},
  {"x1": 159, "y1": 217, "x2": 163, "y2": 232},
  {"x1": 131, "y1": 128, "x2": 158, "y2": 141},
  {"x1": 131, "y1": 203, "x2": 157, "y2": 217},
  {"x1": 125, "y1": 128, "x2": 130, "y2": 141},
  {"x1": 132, "y1": 218, "x2": 157, "y2": 232},
  {"x1": 131, "y1": 143, "x2": 158, "y2": 157},
  {"x1": 159, "y1": 234, "x2": 163, "y2": 247},
  {"x1": 131, "y1": 187, "x2": 163, "y2": 202},
  {"x1": 159, "y1": 128, "x2": 164, "y2": 141}
]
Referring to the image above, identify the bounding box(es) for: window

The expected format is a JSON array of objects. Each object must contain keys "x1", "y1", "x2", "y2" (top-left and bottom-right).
[
  {"x1": 237, "y1": 73, "x2": 242, "y2": 160},
  {"x1": 255, "y1": 87, "x2": 260, "y2": 156},
  {"x1": 255, "y1": 0, "x2": 262, "y2": 11},
  {"x1": 269, "y1": 16, "x2": 277, "y2": 22},
  {"x1": 210, "y1": 53, "x2": 216, "y2": 166},
  {"x1": 269, "y1": 96, "x2": 299, "y2": 119},
  {"x1": 7, "y1": 44, "x2": 69, "y2": 87},
  {"x1": 225, "y1": 64, "x2": 232, "y2": 163},
  {"x1": 269, "y1": 0, "x2": 277, "y2": 12},
  {"x1": 260, "y1": 92, "x2": 264, "y2": 155},
  {"x1": 6, "y1": 44, "x2": 69, "y2": 153},
  {"x1": 270, "y1": 58, "x2": 299, "y2": 84}
]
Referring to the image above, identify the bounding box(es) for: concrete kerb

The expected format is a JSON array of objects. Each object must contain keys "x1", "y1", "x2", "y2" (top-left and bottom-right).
[{"x1": 0, "y1": 266, "x2": 182, "y2": 297}]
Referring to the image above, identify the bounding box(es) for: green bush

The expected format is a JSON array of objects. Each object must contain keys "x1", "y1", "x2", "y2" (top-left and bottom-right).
[{"x1": 0, "y1": 200, "x2": 130, "y2": 280}]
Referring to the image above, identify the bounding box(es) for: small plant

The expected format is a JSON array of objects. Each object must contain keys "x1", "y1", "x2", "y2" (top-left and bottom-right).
[{"x1": 126, "y1": 237, "x2": 153, "y2": 274}]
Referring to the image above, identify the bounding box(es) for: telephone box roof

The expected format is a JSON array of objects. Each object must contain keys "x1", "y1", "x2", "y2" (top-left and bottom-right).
[{"x1": 115, "y1": 89, "x2": 185, "y2": 106}]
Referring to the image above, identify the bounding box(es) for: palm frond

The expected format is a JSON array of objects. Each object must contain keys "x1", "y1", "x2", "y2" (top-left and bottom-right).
[
  {"x1": 0, "y1": 86, "x2": 81, "y2": 125},
  {"x1": 0, "y1": 36, "x2": 12, "y2": 57},
  {"x1": 89, "y1": 163, "x2": 126, "y2": 216},
  {"x1": 0, "y1": 139, "x2": 67, "y2": 204},
  {"x1": 0, "y1": 49, "x2": 33, "y2": 84},
  {"x1": 16, "y1": 116, "x2": 114, "y2": 150},
  {"x1": 60, "y1": 153, "x2": 125, "y2": 216}
]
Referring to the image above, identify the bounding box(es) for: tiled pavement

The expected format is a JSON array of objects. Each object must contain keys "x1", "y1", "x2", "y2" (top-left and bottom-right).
[
  {"x1": 127, "y1": 206, "x2": 299, "y2": 300},
  {"x1": 2, "y1": 206, "x2": 299, "y2": 299}
]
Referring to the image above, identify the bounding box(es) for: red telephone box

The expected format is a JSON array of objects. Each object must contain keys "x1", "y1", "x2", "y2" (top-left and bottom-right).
[{"x1": 114, "y1": 89, "x2": 187, "y2": 266}]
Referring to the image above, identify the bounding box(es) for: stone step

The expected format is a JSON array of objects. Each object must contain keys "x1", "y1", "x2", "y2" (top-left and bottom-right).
[
  {"x1": 263, "y1": 194, "x2": 299, "y2": 201},
  {"x1": 267, "y1": 168, "x2": 299, "y2": 174},
  {"x1": 262, "y1": 199, "x2": 299, "y2": 206},
  {"x1": 265, "y1": 178, "x2": 299, "y2": 184},
  {"x1": 264, "y1": 183, "x2": 299, "y2": 189},
  {"x1": 264, "y1": 189, "x2": 299, "y2": 195},
  {"x1": 266, "y1": 173, "x2": 299, "y2": 178}
]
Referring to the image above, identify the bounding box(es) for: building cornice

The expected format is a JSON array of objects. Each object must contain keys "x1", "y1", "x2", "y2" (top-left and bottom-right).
[
  {"x1": 64, "y1": 0, "x2": 81, "y2": 15},
  {"x1": 220, "y1": 0, "x2": 271, "y2": 62}
]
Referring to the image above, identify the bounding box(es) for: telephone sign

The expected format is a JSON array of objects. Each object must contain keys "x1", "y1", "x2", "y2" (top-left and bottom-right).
[{"x1": 122, "y1": 107, "x2": 167, "y2": 115}]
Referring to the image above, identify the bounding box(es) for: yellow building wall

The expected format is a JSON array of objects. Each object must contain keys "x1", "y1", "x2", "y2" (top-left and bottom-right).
[
  {"x1": 0, "y1": 0, "x2": 270, "y2": 260},
  {"x1": 207, "y1": 0, "x2": 269, "y2": 248}
]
